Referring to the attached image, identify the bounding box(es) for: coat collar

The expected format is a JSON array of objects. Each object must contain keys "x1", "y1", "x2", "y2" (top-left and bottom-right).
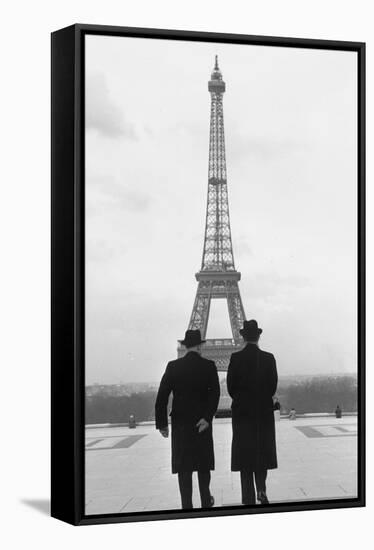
[
  {"x1": 243, "y1": 342, "x2": 259, "y2": 351},
  {"x1": 184, "y1": 350, "x2": 202, "y2": 357}
]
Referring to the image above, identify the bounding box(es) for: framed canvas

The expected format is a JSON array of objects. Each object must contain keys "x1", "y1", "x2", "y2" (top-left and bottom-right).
[{"x1": 51, "y1": 24, "x2": 365, "y2": 525}]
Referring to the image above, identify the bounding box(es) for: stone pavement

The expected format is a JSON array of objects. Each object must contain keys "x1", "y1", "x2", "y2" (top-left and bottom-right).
[{"x1": 85, "y1": 416, "x2": 357, "y2": 515}]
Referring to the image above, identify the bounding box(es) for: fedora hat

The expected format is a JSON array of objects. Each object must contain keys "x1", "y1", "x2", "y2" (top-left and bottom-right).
[
  {"x1": 179, "y1": 329, "x2": 206, "y2": 348},
  {"x1": 239, "y1": 319, "x2": 263, "y2": 339}
]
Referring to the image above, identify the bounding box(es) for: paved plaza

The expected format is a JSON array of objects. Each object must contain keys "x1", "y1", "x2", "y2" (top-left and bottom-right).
[{"x1": 85, "y1": 416, "x2": 357, "y2": 515}]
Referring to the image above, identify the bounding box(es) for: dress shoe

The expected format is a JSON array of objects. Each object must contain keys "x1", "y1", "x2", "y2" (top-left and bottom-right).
[{"x1": 257, "y1": 491, "x2": 269, "y2": 504}]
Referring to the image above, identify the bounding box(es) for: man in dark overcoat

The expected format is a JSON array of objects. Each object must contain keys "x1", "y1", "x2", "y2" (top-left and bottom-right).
[
  {"x1": 155, "y1": 329, "x2": 220, "y2": 509},
  {"x1": 227, "y1": 320, "x2": 278, "y2": 505}
]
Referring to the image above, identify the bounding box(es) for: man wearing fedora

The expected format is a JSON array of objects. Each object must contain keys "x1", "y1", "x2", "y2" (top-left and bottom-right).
[
  {"x1": 227, "y1": 320, "x2": 278, "y2": 505},
  {"x1": 155, "y1": 329, "x2": 220, "y2": 509}
]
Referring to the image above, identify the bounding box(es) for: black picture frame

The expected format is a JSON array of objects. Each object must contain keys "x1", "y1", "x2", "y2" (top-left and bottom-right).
[{"x1": 51, "y1": 24, "x2": 365, "y2": 526}]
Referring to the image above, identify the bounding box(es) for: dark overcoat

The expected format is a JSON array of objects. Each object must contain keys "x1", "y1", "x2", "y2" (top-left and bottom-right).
[
  {"x1": 227, "y1": 344, "x2": 278, "y2": 472},
  {"x1": 155, "y1": 351, "x2": 220, "y2": 474}
]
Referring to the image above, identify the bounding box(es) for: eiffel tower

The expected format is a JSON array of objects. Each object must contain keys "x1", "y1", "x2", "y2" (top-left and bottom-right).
[{"x1": 178, "y1": 56, "x2": 246, "y2": 371}]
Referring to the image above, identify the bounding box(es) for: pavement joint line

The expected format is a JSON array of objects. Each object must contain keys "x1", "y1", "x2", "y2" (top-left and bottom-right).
[
  {"x1": 86, "y1": 439, "x2": 104, "y2": 447},
  {"x1": 119, "y1": 497, "x2": 134, "y2": 512}
]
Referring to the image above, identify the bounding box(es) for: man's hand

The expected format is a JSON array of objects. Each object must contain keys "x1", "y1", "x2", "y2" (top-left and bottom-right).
[
  {"x1": 196, "y1": 418, "x2": 209, "y2": 433},
  {"x1": 159, "y1": 427, "x2": 169, "y2": 438}
]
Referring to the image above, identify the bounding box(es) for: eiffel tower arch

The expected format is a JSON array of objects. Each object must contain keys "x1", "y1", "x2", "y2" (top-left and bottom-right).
[{"x1": 178, "y1": 56, "x2": 246, "y2": 371}]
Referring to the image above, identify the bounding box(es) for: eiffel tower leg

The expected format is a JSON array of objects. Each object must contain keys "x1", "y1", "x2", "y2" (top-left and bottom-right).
[
  {"x1": 226, "y1": 281, "x2": 246, "y2": 341},
  {"x1": 188, "y1": 281, "x2": 212, "y2": 338}
]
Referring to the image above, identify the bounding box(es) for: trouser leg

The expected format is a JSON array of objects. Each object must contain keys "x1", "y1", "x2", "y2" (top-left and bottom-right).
[
  {"x1": 178, "y1": 472, "x2": 193, "y2": 509},
  {"x1": 197, "y1": 471, "x2": 211, "y2": 507},
  {"x1": 240, "y1": 471, "x2": 256, "y2": 504},
  {"x1": 254, "y1": 469, "x2": 268, "y2": 494}
]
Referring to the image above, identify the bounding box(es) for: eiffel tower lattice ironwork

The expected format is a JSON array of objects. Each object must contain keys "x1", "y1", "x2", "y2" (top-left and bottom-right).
[{"x1": 178, "y1": 56, "x2": 246, "y2": 371}]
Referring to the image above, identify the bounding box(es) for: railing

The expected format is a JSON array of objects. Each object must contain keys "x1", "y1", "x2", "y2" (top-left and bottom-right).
[
  {"x1": 204, "y1": 338, "x2": 238, "y2": 347},
  {"x1": 177, "y1": 338, "x2": 241, "y2": 352}
]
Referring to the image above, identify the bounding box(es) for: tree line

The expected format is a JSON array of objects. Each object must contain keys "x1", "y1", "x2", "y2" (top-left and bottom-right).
[
  {"x1": 85, "y1": 375, "x2": 357, "y2": 424},
  {"x1": 86, "y1": 390, "x2": 157, "y2": 424},
  {"x1": 276, "y1": 376, "x2": 357, "y2": 414}
]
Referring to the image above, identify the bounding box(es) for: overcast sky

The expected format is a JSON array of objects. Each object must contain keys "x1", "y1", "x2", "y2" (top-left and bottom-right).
[{"x1": 85, "y1": 35, "x2": 357, "y2": 384}]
